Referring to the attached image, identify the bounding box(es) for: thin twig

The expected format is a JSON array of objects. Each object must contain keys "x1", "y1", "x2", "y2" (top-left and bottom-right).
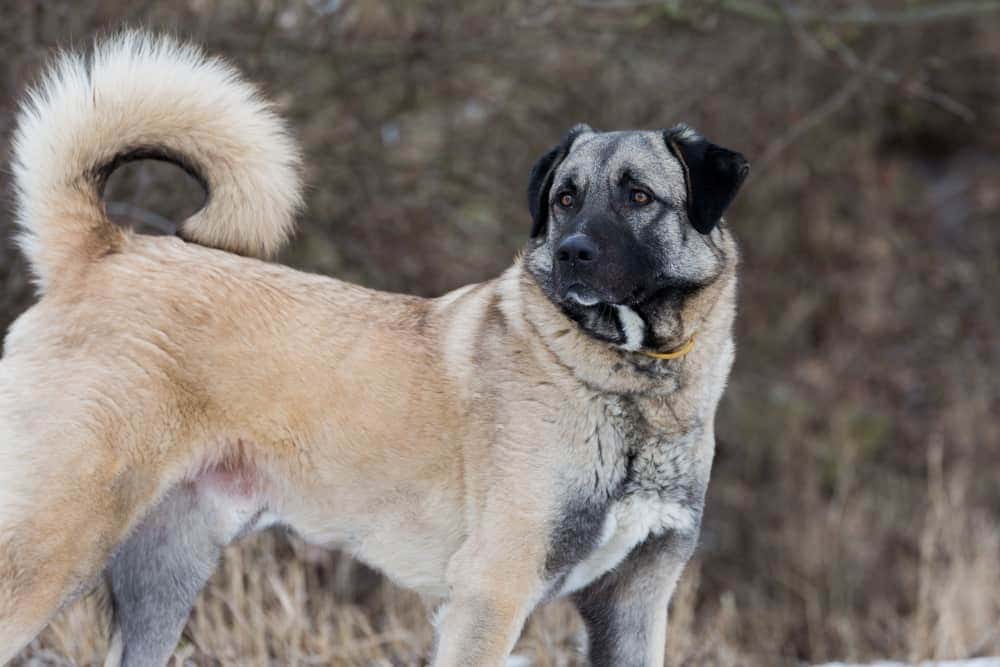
[
  {"x1": 105, "y1": 202, "x2": 177, "y2": 235},
  {"x1": 757, "y1": 40, "x2": 892, "y2": 170},
  {"x1": 822, "y1": 29, "x2": 977, "y2": 122},
  {"x1": 720, "y1": 0, "x2": 1000, "y2": 25},
  {"x1": 777, "y1": 2, "x2": 977, "y2": 123},
  {"x1": 757, "y1": 72, "x2": 866, "y2": 170}
]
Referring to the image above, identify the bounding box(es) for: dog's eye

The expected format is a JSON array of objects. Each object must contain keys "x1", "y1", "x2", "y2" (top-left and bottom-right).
[
  {"x1": 557, "y1": 192, "x2": 575, "y2": 209},
  {"x1": 630, "y1": 189, "x2": 652, "y2": 205}
]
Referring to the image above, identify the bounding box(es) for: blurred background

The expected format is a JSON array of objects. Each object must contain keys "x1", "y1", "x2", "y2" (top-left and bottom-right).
[{"x1": 2, "y1": 1, "x2": 998, "y2": 665}]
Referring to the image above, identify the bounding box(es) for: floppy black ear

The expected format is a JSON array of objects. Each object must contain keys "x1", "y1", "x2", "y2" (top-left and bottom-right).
[
  {"x1": 664, "y1": 124, "x2": 750, "y2": 234},
  {"x1": 528, "y1": 124, "x2": 591, "y2": 238}
]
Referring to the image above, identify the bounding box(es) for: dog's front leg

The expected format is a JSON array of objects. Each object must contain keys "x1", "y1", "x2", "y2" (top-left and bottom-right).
[
  {"x1": 432, "y1": 528, "x2": 546, "y2": 667},
  {"x1": 432, "y1": 587, "x2": 539, "y2": 667},
  {"x1": 573, "y1": 532, "x2": 696, "y2": 667}
]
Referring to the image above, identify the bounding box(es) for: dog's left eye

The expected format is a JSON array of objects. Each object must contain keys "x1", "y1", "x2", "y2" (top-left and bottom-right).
[{"x1": 630, "y1": 189, "x2": 652, "y2": 205}]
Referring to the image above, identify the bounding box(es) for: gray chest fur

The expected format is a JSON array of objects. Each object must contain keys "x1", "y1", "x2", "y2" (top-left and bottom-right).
[{"x1": 545, "y1": 392, "x2": 709, "y2": 596}]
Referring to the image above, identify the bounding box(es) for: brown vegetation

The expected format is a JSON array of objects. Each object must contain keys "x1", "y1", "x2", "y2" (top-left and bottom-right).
[{"x1": 2, "y1": 1, "x2": 998, "y2": 664}]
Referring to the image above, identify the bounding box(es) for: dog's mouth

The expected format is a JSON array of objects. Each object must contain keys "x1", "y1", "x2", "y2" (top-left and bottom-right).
[
  {"x1": 557, "y1": 275, "x2": 708, "y2": 323},
  {"x1": 563, "y1": 284, "x2": 603, "y2": 308},
  {"x1": 557, "y1": 282, "x2": 651, "y2": 351},
  {"x1": 560, "y1": 281, "x2": 650, "y2": 310}
]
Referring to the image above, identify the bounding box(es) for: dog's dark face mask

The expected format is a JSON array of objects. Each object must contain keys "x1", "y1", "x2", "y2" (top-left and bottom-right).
[{"x1": 524, "y1": 124, "x2": 749, "y2": 351}]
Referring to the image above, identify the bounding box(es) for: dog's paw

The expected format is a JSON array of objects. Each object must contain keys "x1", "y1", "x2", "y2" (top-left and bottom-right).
[{"x1": 505, "y1": 655, "x2": 532, "y2": 667}]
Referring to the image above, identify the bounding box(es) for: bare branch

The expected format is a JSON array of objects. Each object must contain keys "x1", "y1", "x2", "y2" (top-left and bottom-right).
[
  {"x1": 105, "y1": 202, "x2": 177, "y2": 235},
  {"x1": 719, "y1": 0, "x2": 1000, "y2": 25},
  {"x1": 757, "y1": 40, "x2": 892, "y2": 170}
]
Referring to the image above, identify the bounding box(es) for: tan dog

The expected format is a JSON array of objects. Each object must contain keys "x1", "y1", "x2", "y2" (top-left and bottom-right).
[{"x1": 0, "y1": 33, "x2": 748, "y2": 666}]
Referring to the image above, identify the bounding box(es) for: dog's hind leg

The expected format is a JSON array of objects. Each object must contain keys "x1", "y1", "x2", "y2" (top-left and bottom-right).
[
  {"x1": 0, "y1": 329, "x2": 260, "y2": 663},
  {"x1": 103, "y1": 473, "x2": 266, "y2": 667},
  {"x1": 0, "y1": 391, "x2": 137, "y2": 662}
]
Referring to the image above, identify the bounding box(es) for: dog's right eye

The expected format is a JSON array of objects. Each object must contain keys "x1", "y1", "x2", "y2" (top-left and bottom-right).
[{"x1": 556, "y1": 192, "x2": 575, "y2": 209}]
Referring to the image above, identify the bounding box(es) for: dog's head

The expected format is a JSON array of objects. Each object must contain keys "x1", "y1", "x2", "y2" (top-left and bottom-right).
[{"x1": 524, "y1": 124, "x2": 749, "y2": 352}]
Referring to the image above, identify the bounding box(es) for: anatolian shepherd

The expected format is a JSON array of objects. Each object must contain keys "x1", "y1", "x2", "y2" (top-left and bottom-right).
[{"x1": 0, "y1": 33, "x2": 748, "y2": 666}]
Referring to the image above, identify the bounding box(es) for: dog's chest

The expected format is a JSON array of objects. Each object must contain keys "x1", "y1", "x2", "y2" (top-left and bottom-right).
[
  {"x1": 551, "y1": 403, "x2": 706, "y2": 597},
  {"x1": 556, "y1": 485, "x2": 699, "y2": 596}
]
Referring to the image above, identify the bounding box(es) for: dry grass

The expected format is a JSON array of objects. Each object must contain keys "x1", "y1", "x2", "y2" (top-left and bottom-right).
[
  {"x1": 16, "y1": 461, "x2": 998, "y2": 666},
  {"x1": 17, "y1": 534, "x2": 584, "y2": 666}
]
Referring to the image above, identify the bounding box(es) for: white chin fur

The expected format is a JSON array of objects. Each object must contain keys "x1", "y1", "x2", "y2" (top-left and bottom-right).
[{"x1": 614, "y1": 305, "x2": 646, "y2": 351}]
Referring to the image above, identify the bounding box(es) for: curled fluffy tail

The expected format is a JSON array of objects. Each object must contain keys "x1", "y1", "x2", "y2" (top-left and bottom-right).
[{"x1": 12, "y1": 32, "x2": 302, "y2": 291}]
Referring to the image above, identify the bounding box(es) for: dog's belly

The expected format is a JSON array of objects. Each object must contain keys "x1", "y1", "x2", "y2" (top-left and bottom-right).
[
  {"x1": 307, "y1": 525, "x2": 456, "y2": 597},
  {"x1": 174, "y1": 469, "x2": 460, "y2": 597},
  {"x1": 557, "y1": 493, "x2": 699, "y2": 596},
  {"x1": 281, "y1": 492, "x2": 463, "y2": 598}
]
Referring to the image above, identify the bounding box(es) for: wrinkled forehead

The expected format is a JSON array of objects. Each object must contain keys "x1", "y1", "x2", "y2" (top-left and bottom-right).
[{"x1": 554, "y1": 130, "x2": 686, "y2": 198}]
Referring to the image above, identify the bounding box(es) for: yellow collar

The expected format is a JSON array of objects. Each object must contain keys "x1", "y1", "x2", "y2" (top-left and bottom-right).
[{"x1": 639, "y1": 335, "x2": 696, "y2": 360}]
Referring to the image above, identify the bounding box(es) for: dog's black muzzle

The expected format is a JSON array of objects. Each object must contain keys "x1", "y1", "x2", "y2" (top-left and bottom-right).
[{"x1": 554, "y1": 216, "x2": 654, "y2": 307}]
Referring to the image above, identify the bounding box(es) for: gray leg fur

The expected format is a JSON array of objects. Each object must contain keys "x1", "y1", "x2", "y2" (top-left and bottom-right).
[
  {"x1": 573, "y1": 533, "x2": 695, "y2": 667},
  {"x1": 103, "y1": 481, "x2": 262, "y2": 667}
]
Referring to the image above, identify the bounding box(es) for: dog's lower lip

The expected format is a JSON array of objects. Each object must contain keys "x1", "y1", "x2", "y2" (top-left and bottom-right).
[{"x1": 565, "y1": 286, "x2": 601, "y2": 307}]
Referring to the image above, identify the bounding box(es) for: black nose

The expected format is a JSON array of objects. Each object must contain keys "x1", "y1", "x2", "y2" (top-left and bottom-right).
[{"x1": 557, "y1": 233, "x2": 599, "y2": 265}]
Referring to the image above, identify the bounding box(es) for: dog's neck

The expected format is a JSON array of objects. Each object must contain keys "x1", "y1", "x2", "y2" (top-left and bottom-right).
[{"x1": 507, "y1": 258, "x2": 737, "y2": 399}]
